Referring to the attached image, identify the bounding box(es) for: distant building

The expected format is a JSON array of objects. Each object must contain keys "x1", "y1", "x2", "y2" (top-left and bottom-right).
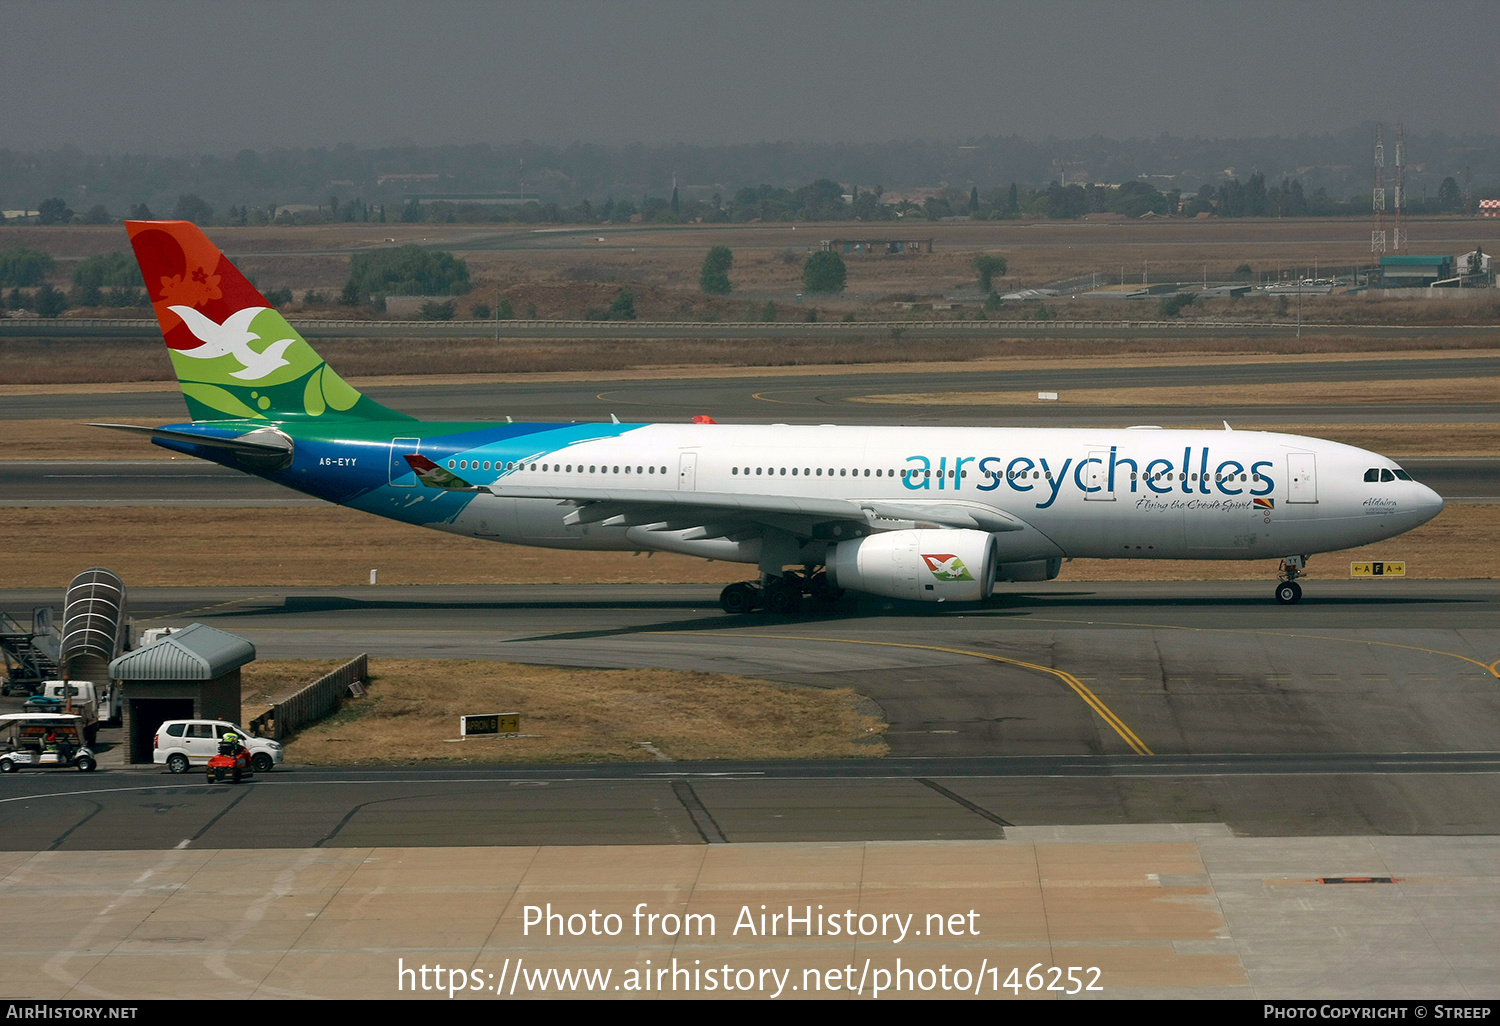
[
  {"x1": 409, "y1": 193, "x2": 530, "y2": 206},
  {"x1": 1377, "y1": 255, "x2": 1454, "y2": 288},
  {"x1": 820, "y1": 238, "x2": 934, "y2": 256}
]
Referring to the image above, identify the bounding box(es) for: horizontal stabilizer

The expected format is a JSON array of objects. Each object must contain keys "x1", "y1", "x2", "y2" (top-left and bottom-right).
[{"x1": 88, "y1": 423, "x2": 293, "y2": 457}]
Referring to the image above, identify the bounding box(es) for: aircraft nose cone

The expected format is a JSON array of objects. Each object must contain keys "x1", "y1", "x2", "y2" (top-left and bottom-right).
[{"x1": 1416, "y1": 483, "x2": 1445, "y2": 523}]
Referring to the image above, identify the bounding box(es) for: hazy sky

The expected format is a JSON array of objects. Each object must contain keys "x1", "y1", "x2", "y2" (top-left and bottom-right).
[{"x1": 5, "y1": 0, "x2": 1498, "y2": 151}]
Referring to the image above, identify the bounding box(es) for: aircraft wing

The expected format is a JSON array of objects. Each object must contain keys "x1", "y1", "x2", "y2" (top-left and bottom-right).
[{"x1": 402, "y1": 454, "x2": 1026, "y2": 535}]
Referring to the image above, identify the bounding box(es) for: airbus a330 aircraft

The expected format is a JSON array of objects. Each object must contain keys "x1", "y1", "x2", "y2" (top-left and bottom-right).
[{"x1": 100, "y1": 221, "x2": 1444, "y2": 612}]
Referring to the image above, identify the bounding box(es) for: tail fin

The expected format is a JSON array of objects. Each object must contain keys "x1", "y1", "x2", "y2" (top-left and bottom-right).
[{"x1": 125, "y1": 221, "x2": 410, "y2": 422}]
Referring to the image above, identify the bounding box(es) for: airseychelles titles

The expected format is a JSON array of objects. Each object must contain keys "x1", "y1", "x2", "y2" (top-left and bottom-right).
[{"x1": 902, "y1": 445, "x2": 1276, "y2": 508}]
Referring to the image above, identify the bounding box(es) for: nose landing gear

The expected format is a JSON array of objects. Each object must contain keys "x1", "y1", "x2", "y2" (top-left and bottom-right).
[{"x1": 1274, "y1": 555, "x2": 1307, "y2": 604}]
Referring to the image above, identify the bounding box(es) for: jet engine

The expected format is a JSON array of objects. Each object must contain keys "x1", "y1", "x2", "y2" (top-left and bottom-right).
[
  {"x1": 826, "y1": 529, "x2": 998, "y2": 602},
  {"x1": 995, "y1": 557, "x2": 1063, "y2": 582}
]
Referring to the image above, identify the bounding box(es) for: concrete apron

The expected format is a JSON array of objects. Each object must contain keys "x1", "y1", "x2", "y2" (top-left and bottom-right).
[{"x1": 1, "y1": 826, "x2": 1496, "y2": 1000}]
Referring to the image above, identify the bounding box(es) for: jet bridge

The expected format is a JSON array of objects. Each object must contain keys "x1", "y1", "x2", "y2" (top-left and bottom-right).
[{"x1": 61, "y1": 568, "x2": 129, "y2": 687}]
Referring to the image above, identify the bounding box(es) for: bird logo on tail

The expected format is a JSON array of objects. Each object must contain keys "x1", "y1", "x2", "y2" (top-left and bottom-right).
[{"x1": 168, "y1": 305, "x2": 297, "y2": 381}]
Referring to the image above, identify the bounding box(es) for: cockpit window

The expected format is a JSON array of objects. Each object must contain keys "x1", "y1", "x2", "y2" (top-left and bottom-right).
[
  {"x1": 1364, "y1": 468, "x2": 1380, "y2": 482},
  {"x1": 1393, "y1": 469, "x2": 1412, "y2": 481},
  {"x1": 1380, "y1": 469, "x2": 1395, "y2": 482}
]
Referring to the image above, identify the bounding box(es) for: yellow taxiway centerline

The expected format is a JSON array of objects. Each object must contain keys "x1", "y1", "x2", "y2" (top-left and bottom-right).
[{"x1": 661, "y1": 631, "x2": 1153, "y2": 756}]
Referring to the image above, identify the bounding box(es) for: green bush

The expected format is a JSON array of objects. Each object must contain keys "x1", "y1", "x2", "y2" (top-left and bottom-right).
[
  {"x1": 73, "y1": 252, "x2": 144, "y2": 290},
  {"x1": 973, "y1": 254, "x2": 1008, "y2": 291},
  {"x1": 699, "y1": 246, "x2": 733, "y2": 294},
  {"x1": 345, "y1": 245, "x2": 470, "y2": 305},
  {"x1": 802, "y1": 250, "x2": 846, "y2": 293},
  {"x1": 0, "y1": 248, "x2": 55, "y2": 288}
]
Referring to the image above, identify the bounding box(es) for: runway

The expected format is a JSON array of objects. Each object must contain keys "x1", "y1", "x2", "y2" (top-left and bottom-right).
[{"x1": 4, "y1": 354, "x2": 1500, "y2": 424}]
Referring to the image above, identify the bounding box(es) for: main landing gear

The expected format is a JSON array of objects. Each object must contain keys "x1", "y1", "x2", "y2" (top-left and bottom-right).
[
  {"x1": 1274, "y1": 555, "x2": 1307, "y2": 604},
  {"x1": 719, "y1": 568, "x2": 844, "y2": 615}
]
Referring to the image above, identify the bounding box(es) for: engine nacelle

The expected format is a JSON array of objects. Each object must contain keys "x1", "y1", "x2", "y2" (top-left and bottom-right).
[
  {"x1": 996, "y1": 557, "x2": 1063, "y2": 582},
  {"x1": 826, "y1": 529, "x2": 998, "y2": 602}
]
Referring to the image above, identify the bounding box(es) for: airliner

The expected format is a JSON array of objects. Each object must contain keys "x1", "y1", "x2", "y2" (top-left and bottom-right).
[{"x1": 99, "y1": 221, "x2": 1444, "y2": 612}]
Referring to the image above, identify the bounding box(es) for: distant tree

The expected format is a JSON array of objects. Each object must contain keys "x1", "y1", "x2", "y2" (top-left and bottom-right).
[
  {"x1": 401, "y1": 198, "x2": 422, "y2": 223},
  {"x1": 72, "y1": 252, "x2": 143, "y2": 289},
  {"x1": 129, "y1": 203, "x2": 154, "y2": 220},
  {"x1": 71, "y1": 282, "x2": 101, "y2": 307},
  {"x1": 34, "y1": 283, "x2": 68, "y2": 318},
  {"x1": 1159, "y1": 292, "x2": 1196, "y2": 318},
  {"x1": 802, "y1": 250, "x2": 846, "y2": 293},
  {"x1": 761, "y1": 300, "x2": 777, "y2": 322},
  {"x1": 418, "y1": 299, "x2": 457, "y2": 320},
  {"x1": 81, "y1": 204, "x2": 112, "y2": 225},
  {"x1": 969, "y1": 186, "x2": 980, "y2": 212},
  {"x1": 1007, "y1": 182, "x2": 1019, "y2": 213},
  {"x1": 699, "y1": 245, "x2": 733, "y2": 294},
  {"x1": 607, "y1": 289, "x2": 636, "y2": 320},
  {"x1": 303, "y1": 290, "x2": 328, "y2": 305},
  {"x1": 7, "y1": 288, "x2": 24, "y2": 310},
  {"x1": 471, "y1": 302, "x2": 491, "y2": 319},
  {"x1": 1233, "y1": 263, "x2": 1253, "y2": 279},
  {"x1": 670, "y1": 186, "x2": 680, "y2": 216},
  {"x1": 37, "y1": 198, "x2": 73, "y2": 225},
  {"x1": 1437, "y1": 177, "x2": 1462, "y2": 212},
  {"x1": 262, "y1": 286, "x2": 293, "y2": 307},
  {"x1": 345, "y1": 245, "x2": 470, "y2": 305},
  {"x1": 496, "y1": 298, "x2": 515, "y2": 319},
  {"x1": 973, "y1": 254, "x2": 1008, "y2": 292},
  {"x1": 0, "y1": 247, "x2": 56, "y2": 287},
  {"x1": 171, "y1": 194, "x2": 213, "y2": 225}
]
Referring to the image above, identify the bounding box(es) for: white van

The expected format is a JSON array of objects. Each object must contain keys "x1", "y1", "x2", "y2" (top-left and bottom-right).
[{"x1": 154, "y1": 720, "x2": 283, "y2": 774}]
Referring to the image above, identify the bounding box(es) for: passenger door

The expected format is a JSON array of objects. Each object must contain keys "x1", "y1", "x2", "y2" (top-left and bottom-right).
[
  {"x1": 388, "y1": 438, "x2": 421, "y2": 487},
  {"x1": 678, "y1": 452, "x2": 698, "y2": 491},
  {"x1": 1084, "y1": 449, "x2": 1114, "y2": 501},
  {"x1": 1287, "y1": 453, "x2": 1318, "y2": 503},
  {"x1": 182, "y1": 723, "x2": 216, "y2": 763}
]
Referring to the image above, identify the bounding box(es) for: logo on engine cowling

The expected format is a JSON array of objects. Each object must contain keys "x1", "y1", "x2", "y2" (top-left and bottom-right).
[{"x1": 922, "y1": 553, "x2": 975, "y2": 582}]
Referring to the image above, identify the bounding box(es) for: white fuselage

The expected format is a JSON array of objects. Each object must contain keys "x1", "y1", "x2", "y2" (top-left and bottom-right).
[{"x1": 424, "y1": 423, "x2": 1444, "y2": 566}]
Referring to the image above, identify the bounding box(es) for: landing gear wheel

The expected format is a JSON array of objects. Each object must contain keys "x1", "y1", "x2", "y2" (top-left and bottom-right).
[
  {"x1": 719, "y1": 582, "x2": 759, "y2": 615},
  {"x1": 762, "y1": 580, "x2": 802, "y2": 616},
  {"x1": 1275, "y1": 581, "x2": 1302, "y2": 604}
]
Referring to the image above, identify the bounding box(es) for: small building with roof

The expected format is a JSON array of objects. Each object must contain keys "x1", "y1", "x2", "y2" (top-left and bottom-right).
[
  {"x1": 1378, "y1": 255, "x2": 1454, "y2": 288},
  {"x1": 109, "y1": 623, "x2": 256, "y2": 764}
]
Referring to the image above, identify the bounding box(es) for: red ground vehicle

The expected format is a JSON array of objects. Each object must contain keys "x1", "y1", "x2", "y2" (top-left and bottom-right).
[{"x1": 205, "y1": 736, "x2": 254, "y2": 784}]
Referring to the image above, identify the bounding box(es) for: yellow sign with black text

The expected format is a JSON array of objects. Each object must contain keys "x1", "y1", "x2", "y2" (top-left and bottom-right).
[
  {"x1": 461, "y1": 713, "x2": 521, "y2": 736},
  {"x1": 1351, "y1": 561, "x2": 1405, "y2": 577}
]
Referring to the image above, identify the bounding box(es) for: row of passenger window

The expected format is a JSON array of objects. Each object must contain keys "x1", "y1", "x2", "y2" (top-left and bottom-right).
[
  {"x1": 448, "y1": 459, "x2": 670, "y2": 475},
  {"x1": 733, "y1": 467, "x2": 901, "y2": 477}
]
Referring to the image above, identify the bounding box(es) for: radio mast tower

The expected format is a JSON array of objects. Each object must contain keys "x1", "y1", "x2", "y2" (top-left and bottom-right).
[
  {"x1": 1392, "y1": 122, "x2": 1408, "y2": 253},
  {"x1": 1371, "y1": 123, "x2": 1387, "y2": 257}
]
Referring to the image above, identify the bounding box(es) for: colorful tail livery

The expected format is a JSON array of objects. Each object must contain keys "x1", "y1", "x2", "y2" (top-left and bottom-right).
[
  {"x1": 125, "y1": 221, "x2": 405, "y2": 422},
  {"x1": 107, "y1": 220, "x2": 1443, "y2": 610}
]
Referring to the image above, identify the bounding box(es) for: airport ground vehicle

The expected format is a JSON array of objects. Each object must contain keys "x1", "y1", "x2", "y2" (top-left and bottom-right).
[
  {"x1": 154, "y1": 719, "x2": 282, "y2": 774},
  {"x1": 0, "y1": 714, "x2": 97, "y2": 773},
  {"x1": 205, "y1": 736, "x2": 253, "y2": 784},
  {"x1": 30, "y1": 681, "x2": 106, "y2": 745}
]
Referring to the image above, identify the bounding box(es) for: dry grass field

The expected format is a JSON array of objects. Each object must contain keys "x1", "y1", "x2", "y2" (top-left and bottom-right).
[
  {"x1": 12, "y1": 216, "x2": 1500, "y2": 325},
  {"x1": 239, "y1": 658, "x2": 887, "y2": 765},
  {"x1": 0, "y1": 503, "x2": 1491, "y2": 587}
]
